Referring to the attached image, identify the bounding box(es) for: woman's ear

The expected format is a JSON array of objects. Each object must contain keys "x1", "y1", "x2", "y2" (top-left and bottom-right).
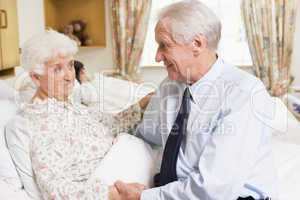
[
  {"x1": 29, "y1": 71, "x2": 41, "y2": 87},
  {"x1": 192, "y1": 34, "x2": 208, "y2": 57}
]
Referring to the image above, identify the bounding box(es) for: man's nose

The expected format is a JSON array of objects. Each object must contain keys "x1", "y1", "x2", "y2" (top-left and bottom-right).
[{"x1": 155, "y1": 49, "x2": 163, "y2": 63}]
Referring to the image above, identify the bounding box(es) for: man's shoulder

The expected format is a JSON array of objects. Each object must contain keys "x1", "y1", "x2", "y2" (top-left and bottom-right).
[{"x1": 220, "y1": 61, "x2": 267, "y2": 96}]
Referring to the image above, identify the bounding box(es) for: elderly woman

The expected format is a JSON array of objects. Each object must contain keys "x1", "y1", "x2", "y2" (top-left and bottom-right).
[{"x1": 5, "y1": 30, "x2": 145, "y2": 200}]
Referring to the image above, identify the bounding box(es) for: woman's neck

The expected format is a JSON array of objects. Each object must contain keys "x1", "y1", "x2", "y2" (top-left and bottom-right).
[{"x1": 32, "y1": 88, "x2": 68, "y2": 102}]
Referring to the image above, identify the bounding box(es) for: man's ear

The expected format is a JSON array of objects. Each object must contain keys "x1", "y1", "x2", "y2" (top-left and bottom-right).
[
  {"x1": 29, "y1": 71, "x2": 41, "y2": 87},
  {"x1": 192, "y1": 34, "x2": 208, "y2": 56}
]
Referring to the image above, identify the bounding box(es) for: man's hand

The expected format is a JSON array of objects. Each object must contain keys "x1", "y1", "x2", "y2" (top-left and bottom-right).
[
  {"x1": 108, "y1": 185, "x2": 121, "y2": 200},
  {"x1": 114, "y1": 181, "x2": 146, "y2": 200}
]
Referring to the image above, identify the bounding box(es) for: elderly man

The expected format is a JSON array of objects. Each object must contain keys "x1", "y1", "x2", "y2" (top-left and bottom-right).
[{"x1": 115, "y1": 1, "x2": 278, "y2": 200}]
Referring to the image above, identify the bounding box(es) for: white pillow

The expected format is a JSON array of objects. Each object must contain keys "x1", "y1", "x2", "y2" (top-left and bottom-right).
[
  {"x1": 272, "y1": 139, "x2": 300, "y2": 199},
  {"x1": 93, "y1": 73, "x2": 155, "y2": 113},
  {"x1": 0, "y1": 180, "x2": 30, "y2": 200},
  {"x1": 92, "y1": 134, "x2": 157, "y2": 187},
  {"x1": 0, "y1": 99, "x2": 21, "y2": 187},
  {"x1": 268, "y1": 97, "x2": 300, "y2": 145},
  {"x1": 0, "y1": 80, "x2": 15, "y2": 100}
]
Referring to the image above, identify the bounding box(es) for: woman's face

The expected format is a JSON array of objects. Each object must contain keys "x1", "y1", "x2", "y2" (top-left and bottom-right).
[{"x1": 38, "y1": 56, "x2": 75, "y2": 101}]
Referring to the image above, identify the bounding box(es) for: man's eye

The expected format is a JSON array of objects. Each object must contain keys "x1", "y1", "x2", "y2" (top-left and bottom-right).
[{"x1": 159, "y1": 43, "x2": 165, "y2": 49}]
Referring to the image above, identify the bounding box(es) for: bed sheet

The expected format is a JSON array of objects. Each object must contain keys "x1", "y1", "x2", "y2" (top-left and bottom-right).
[{"x1": 2, "y1": 139, "x2": 300, "y2": 200}]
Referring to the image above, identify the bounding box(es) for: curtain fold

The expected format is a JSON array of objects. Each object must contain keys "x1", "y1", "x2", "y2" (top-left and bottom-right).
[
  {"x1": 241, "y1": 0, "x2": 298, "y2": 96},
  {"x1": 110, "y1": 0, "x2": 152, "y2": 81}
]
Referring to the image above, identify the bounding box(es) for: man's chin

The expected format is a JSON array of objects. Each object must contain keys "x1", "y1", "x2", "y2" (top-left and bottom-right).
[{"x1": 168, "y1": 72, "x2": 185, "y2": 83}]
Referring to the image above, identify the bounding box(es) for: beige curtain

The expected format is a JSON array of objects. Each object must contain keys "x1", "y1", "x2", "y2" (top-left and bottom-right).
[
  {"x1": 241, "y1": 0, "x2": 298, "y2": 96},
  {"x1": 110, "y1": 0, "x2": 151, "y2": 81}
]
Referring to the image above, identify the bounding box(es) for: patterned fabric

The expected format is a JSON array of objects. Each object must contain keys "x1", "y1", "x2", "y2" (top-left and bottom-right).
[
  {"x1": 18, "y1": 98, "x2": 141, "y2": 199},
  {"x1": 241, "y1": 0, "x2": 298, "y2": 96},
  {"x1": 110, "y1": 0, "x2": 152, "y2": 81}
]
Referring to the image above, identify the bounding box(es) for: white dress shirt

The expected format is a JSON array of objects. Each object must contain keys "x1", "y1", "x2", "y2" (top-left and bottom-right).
[{"x1": 136, "y1": 58, "x2": 278, "y2": 200}]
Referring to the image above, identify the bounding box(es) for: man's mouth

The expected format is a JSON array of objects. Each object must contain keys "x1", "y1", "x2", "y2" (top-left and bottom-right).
[{"x1": 165, "y1": 63, "x2": 173, "y2": 68}]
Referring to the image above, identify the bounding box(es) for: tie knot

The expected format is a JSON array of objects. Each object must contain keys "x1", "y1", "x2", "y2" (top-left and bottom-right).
[{"x1": 183, "y1": 88, "x2": 191, "y2": 100}]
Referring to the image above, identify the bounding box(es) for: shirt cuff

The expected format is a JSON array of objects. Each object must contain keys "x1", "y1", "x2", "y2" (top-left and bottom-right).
[{"x1": 141, "y1": 187, "x2": 161, "y2": 200}]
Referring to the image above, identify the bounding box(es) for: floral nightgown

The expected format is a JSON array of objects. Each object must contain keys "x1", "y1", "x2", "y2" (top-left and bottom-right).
[{"x1": 6, "y1": 98, "x2": 141, "y2": 200}]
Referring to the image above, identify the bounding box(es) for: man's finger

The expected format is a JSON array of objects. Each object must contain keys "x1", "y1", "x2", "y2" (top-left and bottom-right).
[
  {"x1": 132, "y1": 183, "x2": 146, "y2": 190},
  {"x1": 138, "y1": 184, "x2": 147, "y2": 190}
]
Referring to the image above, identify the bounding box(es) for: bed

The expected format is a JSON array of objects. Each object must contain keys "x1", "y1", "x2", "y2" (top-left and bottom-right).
[{"x1": 1, "y1": 73, "x2": 300, "y2": 200}]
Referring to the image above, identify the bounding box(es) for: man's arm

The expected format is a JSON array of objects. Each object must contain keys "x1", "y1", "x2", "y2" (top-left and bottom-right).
[
  {"x1": 134, "y1": 91, "x2": 163, "y2": 147},
  {"x1": 140, "y1": 97, "x2": 274, "y2": 200},
  {"x1": 121, "y1": 91, "x2": 273, "y2": 200}
]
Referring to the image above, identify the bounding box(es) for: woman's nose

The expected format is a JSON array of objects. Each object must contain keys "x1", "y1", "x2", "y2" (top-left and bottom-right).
[{"x1": 64, "y1": 67, "x2": 74, "y2": 80}]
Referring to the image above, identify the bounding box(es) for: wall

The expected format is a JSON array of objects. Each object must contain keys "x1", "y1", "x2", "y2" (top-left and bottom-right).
[
  {"x1": 73, "y1": 0, "x2": 114, "y2": 73},
  {"x1": 17, "y1": 0, "x2": 45, "y2": 46},
  {"x1": 16, "y1": 0, "x2": 113, "y2": 71},
  {"x1": 15, "y1": 0, "x2": 300, "y2": 83}
]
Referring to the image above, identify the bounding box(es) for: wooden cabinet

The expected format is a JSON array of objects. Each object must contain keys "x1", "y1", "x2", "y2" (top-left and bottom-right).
[
  {"x1": 0, "y1": 0, "x2": 20, "y2": 73},
  {"x1": 44, "y1": 0, "x2": 106, "y2": 47}
]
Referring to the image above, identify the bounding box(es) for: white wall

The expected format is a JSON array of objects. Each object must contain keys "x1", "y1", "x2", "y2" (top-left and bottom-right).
[
  {"x1": 17, "y1": 0, "x2": 45, "y2": 46},
  {"x1": 16, "y1": 0, "x2": 113, "y2": 70},
  {"x1": 291, "y1": 4, "x2": 300, "y2": 86}
]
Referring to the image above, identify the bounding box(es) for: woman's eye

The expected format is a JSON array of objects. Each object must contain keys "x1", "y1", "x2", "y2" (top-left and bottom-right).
[
  {"x1": 68, "y1": 61, "x2": 74, "y2": 69},
  {"x1": 54, "y1": 66, "x2": 62, "y2": 73}
]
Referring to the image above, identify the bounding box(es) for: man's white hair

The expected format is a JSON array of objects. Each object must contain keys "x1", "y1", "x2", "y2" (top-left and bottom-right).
[
  {"x1": 158, "y1": 0, "x2": 221, "y2": 50},
  {"x1": 21, "y1": 29, "x2": 78, "y2": 74}
]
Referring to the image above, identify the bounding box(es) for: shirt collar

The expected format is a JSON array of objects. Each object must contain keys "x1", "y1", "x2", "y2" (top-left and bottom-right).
[{"x1": 187, "y1": 57, "x2": 224, "y2": 103}]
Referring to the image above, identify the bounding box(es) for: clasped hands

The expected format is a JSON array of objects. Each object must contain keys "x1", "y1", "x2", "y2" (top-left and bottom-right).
[{"x1": 109, "y1": 180, "x2": 147, "y2": 200}]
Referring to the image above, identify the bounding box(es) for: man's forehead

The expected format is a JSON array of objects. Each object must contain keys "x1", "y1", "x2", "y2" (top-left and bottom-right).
[
  {"x1": 155, "y1": 20, "x2": 169, "y2": 33},
  {"x1": 155, "y1": 21, "x2": 172, "y2": 40}
]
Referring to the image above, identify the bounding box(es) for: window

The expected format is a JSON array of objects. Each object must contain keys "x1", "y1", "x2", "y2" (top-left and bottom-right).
[{"x1": 140, "y1": 0, "x2": 253, "y2": 67}]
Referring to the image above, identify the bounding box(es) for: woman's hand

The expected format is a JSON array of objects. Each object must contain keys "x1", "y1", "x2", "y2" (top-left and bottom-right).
[
  {"x1": 108, "y1": 185, "x2": 121, "y2": 200},
  {"x1": 138, "y1": 92, "x2": 155, "y2": 110},
  {"x1": 114, "y1": 181, "x2": 146, "y2": 200}
]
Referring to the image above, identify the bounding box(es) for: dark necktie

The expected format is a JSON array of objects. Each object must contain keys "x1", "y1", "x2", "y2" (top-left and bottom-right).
[{"x1": 154, "y1": 88, "x2": 191, "y2": 187}]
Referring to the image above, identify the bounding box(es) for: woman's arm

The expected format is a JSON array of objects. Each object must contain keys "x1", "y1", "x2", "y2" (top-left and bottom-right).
[
  {"x1": 102, "y1": 103, "x2": 142, "y2": 136},
  {"x1": 105, "y1": 93, "x2": 154, "y2": 135},
  {"x1": 87, "y1": 93, "x2": 154, "y2": 136},
  {"x1": 30, "y1": 133, "x2": 113, "y2": 200}
]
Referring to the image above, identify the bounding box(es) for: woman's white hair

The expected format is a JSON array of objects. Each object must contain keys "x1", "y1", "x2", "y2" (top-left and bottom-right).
[
  {"x1": 21, "y1": 29, "x2": 78, "y2": 74},
  {"x1": 158, "y1": 0, "x2": 221, "y2": 50}
]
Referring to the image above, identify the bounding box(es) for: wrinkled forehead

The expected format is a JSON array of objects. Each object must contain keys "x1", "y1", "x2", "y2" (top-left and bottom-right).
[
  {"x1": 155, "y1": 20, "x2": 173, "y2": 42},
  {"x1": 155, "y1": 20, "x2": 169, "y2": 34},
  {"x1": 45, "y1": 55, "x2": 73, "y2": 66}
]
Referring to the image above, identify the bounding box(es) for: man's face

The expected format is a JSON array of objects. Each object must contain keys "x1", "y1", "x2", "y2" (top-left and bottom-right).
[
  {"x1": 155, "y1": 21, "x2": 195, "y2": 83},
  {"x1": 39, "y1": 56, "x2": 75, "y2": 101}
]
